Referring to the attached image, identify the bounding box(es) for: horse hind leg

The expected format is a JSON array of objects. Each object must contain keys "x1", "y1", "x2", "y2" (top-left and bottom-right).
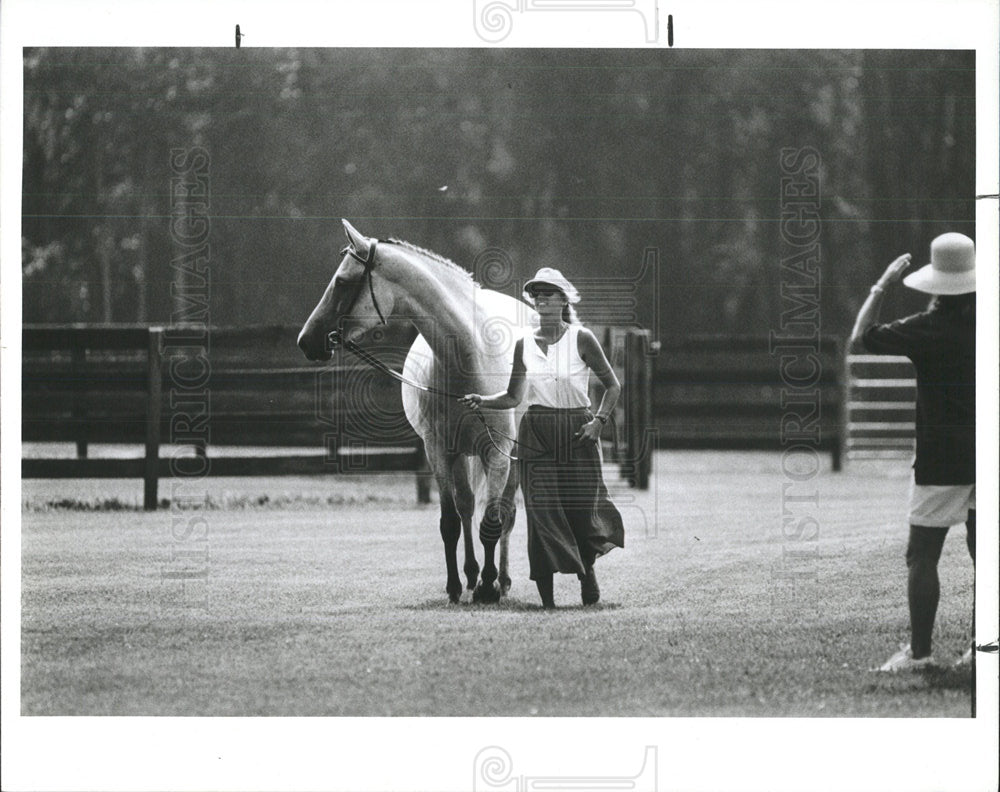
[
  {"x1": 497, "y1": 463, "x2": 519, "y2": 596},
  {"x1": 451, "y1": 455, "x2": 479, "y2": 604}
]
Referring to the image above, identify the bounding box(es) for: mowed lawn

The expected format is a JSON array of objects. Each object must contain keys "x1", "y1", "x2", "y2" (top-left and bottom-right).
[{"x1": 20, "y1": 451, "x2": 976, "y2": 716}]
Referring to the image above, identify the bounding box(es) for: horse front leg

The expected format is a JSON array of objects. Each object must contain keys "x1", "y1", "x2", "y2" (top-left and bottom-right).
[
  {"x1": 473, "y1": 454, "x2": 511, "y2": 604},
  {"x1": 438, "y1": 487, "x2": 463, "y2": 605},
  {"x1": 428, "y1": 446, "x2": 463, "y2": 604}
]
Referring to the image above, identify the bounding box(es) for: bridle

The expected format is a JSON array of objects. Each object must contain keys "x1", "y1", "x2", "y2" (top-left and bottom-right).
[{"x1": 337, "y1": 239, "x2": 387, "y2": 327}]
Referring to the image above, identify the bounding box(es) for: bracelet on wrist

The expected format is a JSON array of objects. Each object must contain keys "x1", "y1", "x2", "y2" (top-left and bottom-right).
[{"x1": 595, "y1": 414, "x2": 608, "y2": 425}]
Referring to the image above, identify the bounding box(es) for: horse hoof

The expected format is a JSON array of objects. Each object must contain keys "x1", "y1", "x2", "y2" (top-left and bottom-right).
[
  {"x1": 499, "y1": 576, "x2": 512, "y2": 596},
  {"x1": 473, "y1": 581, "x2": 501, "y2": 604},
  {"x1": 459, "y1": 589, "x2": 474, "y2": 605}
]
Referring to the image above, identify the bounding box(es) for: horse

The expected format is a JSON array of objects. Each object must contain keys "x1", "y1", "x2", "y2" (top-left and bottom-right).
[{"x1": 297, "y1": 219, "x2": 534, "y2": 604}]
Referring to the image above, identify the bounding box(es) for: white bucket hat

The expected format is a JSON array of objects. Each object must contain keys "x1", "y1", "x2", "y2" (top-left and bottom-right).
[
  {"x1": 903, "y1": 232, "x2": 976, "y2": 295},
  {"x1": 522, "y1": 267, "x2": 580, "y2": 304}
]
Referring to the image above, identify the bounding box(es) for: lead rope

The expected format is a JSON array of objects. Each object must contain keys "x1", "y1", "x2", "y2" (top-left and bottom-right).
[{"x1": 328, "y1": 330, "x2": 548, "y2": 461}]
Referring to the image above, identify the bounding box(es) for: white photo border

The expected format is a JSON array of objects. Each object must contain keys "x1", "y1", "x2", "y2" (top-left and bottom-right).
[{"x1": 2, "y1": 1, "x2": 997, "y2": 791}]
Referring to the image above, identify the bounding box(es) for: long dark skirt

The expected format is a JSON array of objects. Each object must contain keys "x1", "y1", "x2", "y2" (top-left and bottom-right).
[{"x1": 517, "y1": 405, "x2": 625, "y2": 580}]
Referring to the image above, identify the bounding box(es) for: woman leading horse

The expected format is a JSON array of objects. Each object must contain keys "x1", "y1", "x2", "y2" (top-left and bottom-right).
[{"x1": 461, "y1": 268, "x2": 625, "y2": 608}]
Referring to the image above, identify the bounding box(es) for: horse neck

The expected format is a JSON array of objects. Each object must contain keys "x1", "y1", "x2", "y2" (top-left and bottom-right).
[{"x1": 385, "y1": 249, "x2": 481, "y2": 363}]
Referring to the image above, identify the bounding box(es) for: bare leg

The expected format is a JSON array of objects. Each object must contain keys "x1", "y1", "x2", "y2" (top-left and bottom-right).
[
  {"x1": 906, "y1": 524, "x2": 948, "y2": 659},
  {"x1": 535, "y1": 574, "x2": 555, "y2": 609},
  {"x1": 967, "y1": 509, "x2": 976, "y2": 660},
  {"x1": 966, "y1": 508, "x2": 976, "y2": 562}
]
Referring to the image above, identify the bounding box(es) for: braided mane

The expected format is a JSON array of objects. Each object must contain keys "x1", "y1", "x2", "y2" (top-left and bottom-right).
[{"x1": 387, "y1": 238, "x2": 480, "y2": 288}]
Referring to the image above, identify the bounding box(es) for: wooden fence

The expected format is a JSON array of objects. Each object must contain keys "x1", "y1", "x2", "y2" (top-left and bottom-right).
[
  {"x1": 649, "y1": 335, "x2": 845, "y2": 470},
  {"x1": 843, "y1": 354, "x2": 916, "y2": 460},
  {"x1": 22, "y1": 323, "x2": 654, "y2": 509},
  {"x1": 23, "y1": 326, "x2": 852, "y2": 510}
]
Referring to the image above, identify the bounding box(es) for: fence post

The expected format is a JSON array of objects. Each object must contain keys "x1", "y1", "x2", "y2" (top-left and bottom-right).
[
  {"x1": 71, "y1": 343, "x2": 88, "y2": 459},
  {"x1": 832, "y1": 337, "x2": 844, "y2": 472},
  {"x1": 144, "y1": 327, "x2": 163, "y2": 511},
  {"x1": 624, "y1": 330, "x2": 652, "y2": 490}
]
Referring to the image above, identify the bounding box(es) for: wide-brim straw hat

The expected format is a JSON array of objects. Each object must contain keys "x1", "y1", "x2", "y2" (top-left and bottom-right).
[
  {"x1": 522, "y1": 267, "x2": 581, "y2": 304},
  {"x1": 903, "y1": 232, "x2": 976, "y2": 295}
]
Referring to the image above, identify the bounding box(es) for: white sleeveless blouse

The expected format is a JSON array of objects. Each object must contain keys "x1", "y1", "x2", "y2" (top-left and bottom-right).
[{"x1": 521, "y1": 325, "x2": 591, "y2": 409}]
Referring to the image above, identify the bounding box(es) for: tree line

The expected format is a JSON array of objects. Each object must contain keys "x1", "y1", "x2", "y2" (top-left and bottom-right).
[{"x1": 22, "y1": 47, "x2": 975, "y2": 337}]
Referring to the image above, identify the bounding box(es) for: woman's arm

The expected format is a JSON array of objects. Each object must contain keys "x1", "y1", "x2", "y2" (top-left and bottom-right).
[
  {"x1": 575, "y1": 327, "x2": 621, "y2": 442},
  {"x1": 459, "y1": 337, "x2": 527, "y2": 410},
  {"x1": 849, "y1": 253, "x2": 911, "y2": 349}
]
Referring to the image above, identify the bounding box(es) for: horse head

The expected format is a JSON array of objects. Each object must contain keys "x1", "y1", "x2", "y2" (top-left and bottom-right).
[{"x1": 297, "y1": 219, "x2": 397, "y2": 361}]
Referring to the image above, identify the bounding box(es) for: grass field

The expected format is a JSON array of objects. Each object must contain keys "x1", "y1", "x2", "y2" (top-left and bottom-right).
[{"x1": 20, "y1": 451, "x2": 976, "y2": 716}]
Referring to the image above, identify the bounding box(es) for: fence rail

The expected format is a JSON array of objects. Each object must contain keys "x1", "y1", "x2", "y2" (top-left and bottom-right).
[
  {"x1": 23, "y1": 326, "x2": 852, "y2": 509},
  {"x1": 22, "y1": 323, "x2": 655, "y2": 509},
  {"x1": 651, "y1": 335, "x2": 844, "y2": 469},
  {"x1": 844, "y1": 354, "x2": 916, "y2": 459}
]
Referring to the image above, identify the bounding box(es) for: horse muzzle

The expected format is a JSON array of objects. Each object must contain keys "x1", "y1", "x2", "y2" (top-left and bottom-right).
[{"x1": 297, "y1": 326, "x2": 333, "y2": 362}]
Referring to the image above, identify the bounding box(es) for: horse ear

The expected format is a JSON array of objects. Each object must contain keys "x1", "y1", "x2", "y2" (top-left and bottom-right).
[{"x1": 341, "y1": 219, "x2": 372, "y2": 258}]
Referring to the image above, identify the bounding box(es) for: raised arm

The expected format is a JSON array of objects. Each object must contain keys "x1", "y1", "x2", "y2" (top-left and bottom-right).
[
  {"x1": 459, "y1": 337, "x2": 527, "y2": 410},
  {"x1": 849, "y1": 253, "x2": 911, "y2": 349}
]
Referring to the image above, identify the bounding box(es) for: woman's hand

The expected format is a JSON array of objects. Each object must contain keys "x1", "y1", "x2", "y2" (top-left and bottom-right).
[
  {"x1": 459, "y1": 393, "x2": 483, "y2": 410},
  {"x1": 877, "y1": 253, "x2": 912, "y2": 288},
  {"x1": 574, "y1": 418, "x2": 604, "y2": 444}
]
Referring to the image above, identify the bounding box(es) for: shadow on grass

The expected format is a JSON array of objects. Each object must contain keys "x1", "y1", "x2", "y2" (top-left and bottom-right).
[
  {"x1": 300, "y1": 597, "x2": 623, "y2": 616},
  {"x1": 863, "y1": 665, "x2": 974, "y2": 695},
  {"x1": 924, "y1": 665, "x2": 976, "y2": 692},
  {"x1": 405, "y1": 597, "x2": 623, "y2": 613}
]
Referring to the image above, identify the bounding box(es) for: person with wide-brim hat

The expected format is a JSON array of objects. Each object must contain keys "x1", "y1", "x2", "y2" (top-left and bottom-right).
[
  {"x1": 459, "y1": 267, "x2": 624, "y2": 609},
  {"x1": 849, "y1": 232, "x2": 976, "y2": 672}
]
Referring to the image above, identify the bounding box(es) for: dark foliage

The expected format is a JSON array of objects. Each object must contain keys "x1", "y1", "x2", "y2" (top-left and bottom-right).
[{"x1": 22, "y1": 48, "x2": 975, "y2": 334}]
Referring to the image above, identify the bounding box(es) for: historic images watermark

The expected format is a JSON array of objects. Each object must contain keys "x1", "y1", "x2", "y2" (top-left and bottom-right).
[
  {"x1": 161, "y1": 147, "x2": 211, "y2": 605},
  {"x1": 473, "y1": 0, "x2": 660, "y2": 44},
  {"x1": 473, "y1": 745, "x2": 658, "y2": 792},
  {"x1": 770, "y1": 147, "x2": 822, "y2": 597}
]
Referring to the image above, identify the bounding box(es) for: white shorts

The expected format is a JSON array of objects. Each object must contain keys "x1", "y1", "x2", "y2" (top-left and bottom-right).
[{"x1": 908, "y1": 479, "x2": 976, "y2": 527}]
